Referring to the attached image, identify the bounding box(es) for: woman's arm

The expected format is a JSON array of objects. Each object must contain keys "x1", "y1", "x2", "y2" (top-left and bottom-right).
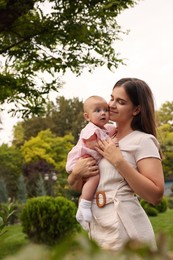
[
  {"x1": 115, "y1": 157, "x2": 164, "y2": 205},
  {"x1": 68, "y1": 156, "x2": 99, "y2": 191},
  {"x1": 96, "y1": 137, "x2": 164, "y2": 205}
]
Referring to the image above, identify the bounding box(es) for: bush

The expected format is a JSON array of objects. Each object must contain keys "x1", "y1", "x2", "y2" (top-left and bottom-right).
[
  {"x1": 155, "y1": 197, "x2": 168, "y2": 213},
  {"x1": 167, "y1": 197, "x2": 173, "y2": 209},
  {"x1": 140, "y1": 197, "x2": 168, "y2": 216},
  {"x1": 20, "y1": 196, "x2": 79, "y2": 245},
  {"x1": 141, "y1": 201, "x2": 158, "y2": 216}
]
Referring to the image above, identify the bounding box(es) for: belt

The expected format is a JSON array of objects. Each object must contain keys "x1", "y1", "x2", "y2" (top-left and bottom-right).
[
  {"x1": 94, "y1": 189, "x2": 139, "y2": 240},
  {"x1": 95, "y1": 189, "x2": 135, "y2": 208},
  {"x1": 95, "y1": 191, "x2": 107, "y2": 208}
]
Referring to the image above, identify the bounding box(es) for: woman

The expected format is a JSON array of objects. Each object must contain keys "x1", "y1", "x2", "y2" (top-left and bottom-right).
[{"x1": 68, "y1": 78, "x2": 164, "y2": 251}]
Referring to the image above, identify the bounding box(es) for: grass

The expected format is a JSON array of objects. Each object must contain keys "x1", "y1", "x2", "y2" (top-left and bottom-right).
[
  {"x1": 0, "y1": 210, "x2": 173, "y2": 259},
  {"x1": 150, "y1": 208, "x2": 173, "y2": 251}
]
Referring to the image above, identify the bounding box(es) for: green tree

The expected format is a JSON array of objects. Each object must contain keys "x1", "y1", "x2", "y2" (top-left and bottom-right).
[
  {"x1": 36, "y1": 174, "x2": 47, "y2": 197},
  {"x1": 0, "y1": 178, "x2": 8, "y2": 203},
  {"x1": 0, "y1": 0, "x2": 137, "y2": 116},
  {"x1": 12, "y1": 122, "x2": 25, "y2": 147},
  {"x1": 0, "y1": 144, "x2": 23, "y2": 199},
  {"x1": 21, "y1": 129, "x2": 72, "y2": 169},
  {"x1": 157, "y1": 101, "x2": 173, "y2": 129},
  {"x1": 13, "y1": 116, "x2": 52, "y2": 147},
  {"x1": 22, "y1": 159, "x2": 54, "y2": 197},
  {"x1": 13, "y1": 96, "x2": 85, "y2": 145},
  {"x1": 157, "y1": 102, "x2": 173, "y2": 177},
  {"x1": 17, "y1": 175, "x2": 27, "y2": 203},
  {"x1": 21, "y1": 129, "x2": 73, "y2": 197},
  {"x1": 50, "y1": 97, "x2": 86, "y2": 143},
  {"x1": 157, "y1": 126, "x2": 173, "y2": 178}
]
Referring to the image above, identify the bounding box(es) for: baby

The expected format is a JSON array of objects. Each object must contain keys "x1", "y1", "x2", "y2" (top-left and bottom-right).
[{"x1": 66, "y1": 95, "x2": 116, "y2": 227}]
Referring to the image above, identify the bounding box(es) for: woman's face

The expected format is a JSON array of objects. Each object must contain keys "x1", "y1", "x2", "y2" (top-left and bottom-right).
[{"x1": 108, "y1": 86, "x2": 138, "y2": 124}]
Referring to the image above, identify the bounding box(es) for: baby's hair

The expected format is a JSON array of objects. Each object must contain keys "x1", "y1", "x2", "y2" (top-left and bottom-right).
[{"x1": 83, "y1": 95, "x2": 107, "y2": 112}]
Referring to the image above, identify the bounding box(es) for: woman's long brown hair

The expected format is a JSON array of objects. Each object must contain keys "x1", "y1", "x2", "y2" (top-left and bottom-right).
[{"x1": 113, "y1": 78, "x2": 157, "y2": 137}]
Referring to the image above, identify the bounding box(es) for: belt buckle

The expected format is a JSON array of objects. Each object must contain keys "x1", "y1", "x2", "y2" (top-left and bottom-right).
[{"x1": 96, "y1": 191, "x2": 106, "y2": 208}]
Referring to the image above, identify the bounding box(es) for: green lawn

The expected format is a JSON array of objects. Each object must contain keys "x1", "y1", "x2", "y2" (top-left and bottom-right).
[
  {"x1": 150, "y1": 209, "x2": 173, "y2": 251},
  {"x1": 0, "y1": 210, "x2": 173, "y2": 259}
]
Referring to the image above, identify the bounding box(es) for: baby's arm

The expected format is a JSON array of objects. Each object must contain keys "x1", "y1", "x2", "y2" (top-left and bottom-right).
[
  {"x1": 105, "y1": 124, "x2": 118, "y2": 137},
  {"x1": 83, "y1": 133, "x2": 98, "y2": 150}
]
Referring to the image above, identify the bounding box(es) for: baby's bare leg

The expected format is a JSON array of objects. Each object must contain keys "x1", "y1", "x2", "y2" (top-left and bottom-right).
[{"x1": 76, "y1": 174, "x2": 100, "y2": 224}]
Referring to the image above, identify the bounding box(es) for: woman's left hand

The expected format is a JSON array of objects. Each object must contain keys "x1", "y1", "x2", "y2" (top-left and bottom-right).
[{"x1": 96, "y1": 137, "x2": 123, "y2": 167}]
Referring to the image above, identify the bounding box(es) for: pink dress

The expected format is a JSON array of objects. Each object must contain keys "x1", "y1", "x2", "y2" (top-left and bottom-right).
[
  {"x1": 89, "y1": 131, "x2": 160, "y2": 251},
  {"x1": 66, "y1": 122, "x2": 115, "y2": 173}
]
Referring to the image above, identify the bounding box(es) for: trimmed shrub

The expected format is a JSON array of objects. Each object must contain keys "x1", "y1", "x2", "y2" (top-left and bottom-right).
[
  {"x1": 140, "y1": 201, "x2": 158, "y2": 216},
  {"x1": 155, "y1": 197, "x2": 168, "y2": 213},
  {"x1": 140, "y1": 197, "x2": 168, "y2": 216},
  {"x1": 20, "y1": 196, "x2": 79, "y2": 245}
]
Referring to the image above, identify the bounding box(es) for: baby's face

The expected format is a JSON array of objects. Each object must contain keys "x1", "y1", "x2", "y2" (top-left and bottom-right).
[{"x1": 87, "y1": 100, "x2": 109, "y2": 128}]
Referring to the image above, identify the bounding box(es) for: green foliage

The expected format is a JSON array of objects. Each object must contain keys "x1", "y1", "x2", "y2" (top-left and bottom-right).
[
  {"x1": 20, "y1": 196, "x2": 79, "y2": 245},
  {"x1": 52, "y1": 233, "x2": 111, "y2": 259},
  {"x1": 21, "y1": 130, "x2": 73, "y2": 197},
  {"x1": 167, "y1": 197, "x2": 173, "y2": 209},
  {"x1": 7, "y1": 202, "x2": 25, "y2": 225},
  {"x1": 140, "y1": 197, "x2": 168, "y2": 217},
  {"x1": 0, "y1": 202, "x2": 16, "y2": 236},
  {"x1": 150, "y1": 209, "x2": 173, "y2": 251},
  {"x1": 1, "y1": 230, "x2": 173, "y2": 259},
  {"x1": 21, "y1": 129, "x2": 72, "y2": 170},
  {"x1": 140, "y1": 200, "x2": 158, "y2": 216},
  {"x1": 22, "y1": 159, "x2": 54, "y2": 198},
  {"x1": 1, "y1": 210, "x2": 173, "y2": 259},
  {"x1": 17, "y1": 175, "x2": 27, "y2": 204},
  {"x1": 12, "y1": 122, "x2": 25, "y2": 147},
  {"x1": 13, "y1": 117, "x2": 52, "y2": 147},
  {"x1": 0, "y1": 178, "x2": 8, "y2": 203},
  {"x1": 13, "y1": 96, "x2": 86, "y2": 146},
  {"x1": 35, "y1": 175, "x2": 47, "y2": 197},
  {"x1": 155, "y1": 197, "x2": 168, "y2": 213},
  {"x1": 162, "y1": 150, "x2": 173, "y2": 177},
  {"x1": 48, "y1": 96, "x2": 86, "y2": 143},
  {"x1": 0, "y1": 224, "x2": 29, "y2": 259},
  {"x1": 156, "y1": 102, "x2": 173, "y2": 178},
  {"x1": 12, "y1": 96, "x2": 87, "y2": 199},
  {"x1": 0, "y1": 144, "x2": 23, "y2": 199},
  {"x1": 0, "y1": 0, "x2": 136, "y2": 117},
  {"x1": 157, "y1": 101, "x2": 173, "y2": 128},
  {"x1": 2, "y1": 210, "x2": 173, "y2": 259}
]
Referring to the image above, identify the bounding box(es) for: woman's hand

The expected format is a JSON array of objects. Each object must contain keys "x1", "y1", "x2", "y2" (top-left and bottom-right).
[
  {"x1": 96, "y1": 137, "x2": 123, "y2": 167},
  {"x1": 68, "y1": 156, "x2": 99, "y2": 191}
]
